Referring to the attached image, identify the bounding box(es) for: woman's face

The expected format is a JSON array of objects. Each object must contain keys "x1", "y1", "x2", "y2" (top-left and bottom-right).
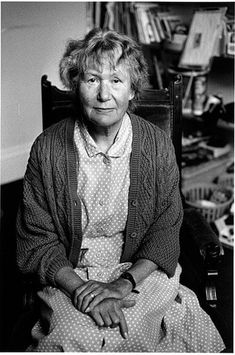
[{"x1": 78, "y1": 55, "x2": 134, "y2": 131}]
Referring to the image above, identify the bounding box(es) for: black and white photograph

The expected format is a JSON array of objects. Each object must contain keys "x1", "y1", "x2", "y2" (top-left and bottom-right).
[{"x1": 1, "y1": 1, "x2": 234, "y2": 352}]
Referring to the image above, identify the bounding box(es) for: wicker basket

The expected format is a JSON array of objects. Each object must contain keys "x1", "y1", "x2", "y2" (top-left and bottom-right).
[
  {"x1": 183, "y1": 183, "x2": 234, "y2": 223},
  {"x1": 217, "y1": 173, "x2": 234, "y2": 188}
]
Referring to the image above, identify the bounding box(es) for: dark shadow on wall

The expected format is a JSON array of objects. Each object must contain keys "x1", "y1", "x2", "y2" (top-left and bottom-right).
[{"x1": 0, "y1": 179, "x2": 23, "y2": 351}]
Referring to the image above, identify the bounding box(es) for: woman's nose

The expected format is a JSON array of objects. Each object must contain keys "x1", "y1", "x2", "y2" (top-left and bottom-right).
[{"x1": 97, "y1": 81, "x2": 111, "y2": 101}]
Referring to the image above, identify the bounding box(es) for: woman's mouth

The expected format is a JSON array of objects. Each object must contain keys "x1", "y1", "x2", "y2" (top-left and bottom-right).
[{"x1": 94, "y1": 107, "x2": 115, "y2": 113}]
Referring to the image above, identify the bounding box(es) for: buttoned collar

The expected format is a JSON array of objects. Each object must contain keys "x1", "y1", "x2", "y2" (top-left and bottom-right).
[{"x1": 75, "y1": 114, "x2": 132, "y2": 158}]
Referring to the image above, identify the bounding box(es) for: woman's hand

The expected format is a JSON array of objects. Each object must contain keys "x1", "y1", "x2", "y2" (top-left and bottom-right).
[
  {"x1": 73, "y1": 278, "x2": 133, "y2": 313},
  {"x1": 88, "y1": 298, "x2": 136, "y2": 339}
]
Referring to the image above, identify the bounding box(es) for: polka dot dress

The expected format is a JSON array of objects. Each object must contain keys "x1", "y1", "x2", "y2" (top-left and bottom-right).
[{"x1": 28, "y1": 115, "x2": 225, "y2": 352}]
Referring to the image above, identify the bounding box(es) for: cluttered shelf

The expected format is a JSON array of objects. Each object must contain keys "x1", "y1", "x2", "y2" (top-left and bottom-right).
[
  {"x1": 87, "y1": 2, "x2": 234, "y2": 54},
  {"x1": 87, "y1": 2, "x2": 234, "y2": 87},
  {"x1": 181, "y1": 67, "x2": 234, "y2": 187},
  {"x1": 181, "y1": 113, "x2": 234, "y2": 249},
  {"x1": 182, "y1": 115, "x2": 234, "y2": 249},
  {"x1": 181, "y1": 111, "x2": 234, "y2": 188},
  {"x1": 87, "y1": 2, "x2": 234, "y2": 248}
]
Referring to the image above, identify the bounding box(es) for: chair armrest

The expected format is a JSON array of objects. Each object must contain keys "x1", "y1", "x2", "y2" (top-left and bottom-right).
[
  {"x1": 23, "y1": 284, "x2": 38, "y2": 312},
  {"x1": 182, "y1": 208, "x2": 223, "y2": 307},
  {"x1": 182, "y1": 207, "x2": 221, "y2": 250},
  {"x1": 11, "y1": 278, "x2": 39, "y2": 351},
  {"x1": 19, "y1": 276, "x2": 40, "y2": 312}
]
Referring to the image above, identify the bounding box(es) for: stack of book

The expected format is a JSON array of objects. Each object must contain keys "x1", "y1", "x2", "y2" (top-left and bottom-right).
[
  {"x1": 133, "y1": 3, "x2": 183, "y2": 44},
  {"x1": 86, "y1": 2, "x2": 188, "y2": 47}
]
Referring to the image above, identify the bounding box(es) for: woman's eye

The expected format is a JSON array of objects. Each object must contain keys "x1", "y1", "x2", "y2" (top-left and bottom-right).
[
  {"x1": 113, "y1": 78, "x2": 121, "y2": 84},
  {"x1": 87, "y1": 77, "x2": 98, "y2": 84}
]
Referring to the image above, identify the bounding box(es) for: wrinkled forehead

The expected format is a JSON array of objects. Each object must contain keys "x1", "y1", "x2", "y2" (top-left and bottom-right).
[{"x1": 83, "y1": 47, "x2": 130, "y2": 74}]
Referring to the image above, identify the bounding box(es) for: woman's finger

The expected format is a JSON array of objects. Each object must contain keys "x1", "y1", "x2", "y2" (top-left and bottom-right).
[
  {"x1": 73, "y1": 281, "x2": 97, "y2": 309},
  {"x1": 118, "y1": 309, "x2": 129, "y2": 339},
  {"x1": 100, "y1": 310, "x2": 112, "y2": 328},
  {"x1": 89, "y1": 309, "x2": 104, "y2": 327},
  {"x1": 85, "y1": 287, "x2": 121, "y2": 312},
  {"x1": 73, "y1": 282, "x2": 92, "y2": 307},
  {"x1": 77, "y1": 288, "x2": 98, "y2": 311},
  {"x1": 85, "y1": 292, "x2": 107, "y2": 313},
  {"x1": 108, "y1": 307, "x2": 121, "y2": 329},
  {"x1": 80, "y1": 288, "x2": 103, "y2": 313}
]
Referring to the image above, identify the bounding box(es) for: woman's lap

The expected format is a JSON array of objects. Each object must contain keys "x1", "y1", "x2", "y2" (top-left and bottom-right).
[{"x1": 28, "y1": 265, "x2": 225, "y2": 352}]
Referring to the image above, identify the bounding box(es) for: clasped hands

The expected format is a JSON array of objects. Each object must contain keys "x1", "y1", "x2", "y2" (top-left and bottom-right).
[{"x1": 72, "y1": 279, "x2": 136, "y2": 338}]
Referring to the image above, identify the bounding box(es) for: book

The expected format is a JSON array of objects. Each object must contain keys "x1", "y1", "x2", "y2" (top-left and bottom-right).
[
  {"x1": 104, "y1": 2, "x2": 115, "y2": 30},
  {"x1": 153, "y1": 55, "x2": 163, "y2": 89},
  {"x1": 124, "y1": 3, "x2": 133, "y2": 38},
  {"x1": 134, "y1": 3, "x2": 160, "y2": 44},
  {"x1": 151, "y1": 10, "x2": 183, "y2": 42},
  {"x1": 134, "y1": 6, "x2": 146, "y2": 43},
  {"x1": 155, "y1": 10, "x2": 173, "y2": 40},
  {"x1": 179, "y1": 8, "x2": 227, "y2": 69},
  {"x1": 165, "y1": 15, "x2": 182, "y2": 35},
  {"x1": 137, "y1": 7, "x2": 154, "y2": 43},
  {"x1": 154, "y1": 16, "x2": 165, "y2": 40},
  {"x1": 147, "y1": 9, "x2": 161, "y2": 42},
  {"x1": 95, "y1": 2, "x2": 101, "y2": 27},
  {"x1": 86, "y1": 3, "x2": 95, "y2": 32},
  {"x1": 128, "y1": 3, "x2": 139, "y2": 41},
  {"x1": 161, "y1": 17, "x2": 172, "y2": 41}
]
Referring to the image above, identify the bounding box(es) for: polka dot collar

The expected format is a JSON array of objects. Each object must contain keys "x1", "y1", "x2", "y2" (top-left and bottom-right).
[{"x1": 75, "y1": 114, "x2": 132, "y2": 158}]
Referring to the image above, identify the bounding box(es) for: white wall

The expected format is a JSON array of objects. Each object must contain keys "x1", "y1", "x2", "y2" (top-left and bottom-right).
[{"x1": 1, "y1": 2, "x2": 87, "y2": 184}]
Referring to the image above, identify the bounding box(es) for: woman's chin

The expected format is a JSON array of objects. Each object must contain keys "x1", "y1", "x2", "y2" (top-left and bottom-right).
[{"x1": 88, "y1": 117, "x2": 122, "y2": 131}]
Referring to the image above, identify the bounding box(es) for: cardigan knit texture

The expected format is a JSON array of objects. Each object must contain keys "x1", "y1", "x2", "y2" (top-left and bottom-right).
[{"x1": 16, "y1": 114, "x2": 183, "y2": 287}]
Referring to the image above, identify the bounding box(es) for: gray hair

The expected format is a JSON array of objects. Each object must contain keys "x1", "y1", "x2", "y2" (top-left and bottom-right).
[{"x1": 59, "y1": 28, "x2": 149, "y2": 107}]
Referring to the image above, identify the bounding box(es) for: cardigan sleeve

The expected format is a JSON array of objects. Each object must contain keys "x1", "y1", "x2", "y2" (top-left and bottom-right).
[
  {"x1": 16, "y1": 134, "x2": 73, "y2": 287},
  {"x1": 133, "y1": 136, "x2": 183, "y2": 278}
]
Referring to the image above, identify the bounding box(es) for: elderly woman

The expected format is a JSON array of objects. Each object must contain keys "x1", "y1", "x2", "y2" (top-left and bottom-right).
[{"x1": 16, "y1": 28, "x2": 224, "y2": 352}]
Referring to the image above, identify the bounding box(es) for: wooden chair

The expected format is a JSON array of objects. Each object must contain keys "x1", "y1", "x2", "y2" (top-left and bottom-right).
[
  {"x1": 41, "y1": 74, "x2": 222, "y2": 304},
  {"x1": 10, "y1": 75, "x2": 226, "y2": 351},
  {"x1": 41, "y1": 74, "x2": 182, "y2": 168},
  {"x1": 42, "y1": 73, "x2": 225, "y2": 302}
]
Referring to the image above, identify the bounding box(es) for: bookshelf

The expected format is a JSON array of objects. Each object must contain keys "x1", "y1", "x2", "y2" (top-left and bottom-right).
[
  {"x1": 86, "y1": 2, "x2": 234, "y2": 187},
  {"x1": 86, "y1": 2, "x2": 234, "y2": 88}
]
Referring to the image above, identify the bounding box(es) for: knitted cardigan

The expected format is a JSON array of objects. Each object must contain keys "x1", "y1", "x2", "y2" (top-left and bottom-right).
[{"x1": 16, "y1": 114, "x2": 183, "y2": 287}]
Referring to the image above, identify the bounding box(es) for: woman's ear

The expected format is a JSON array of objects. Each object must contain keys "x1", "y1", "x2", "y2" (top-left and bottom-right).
[{"x1": 128, "y1": 91, "x2": 135, "y2": 101}]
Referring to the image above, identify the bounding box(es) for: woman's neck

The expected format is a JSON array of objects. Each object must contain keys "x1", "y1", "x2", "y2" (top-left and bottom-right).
[{"x1": 85, "y1": 116, "x2": 125, "y2": 154}]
